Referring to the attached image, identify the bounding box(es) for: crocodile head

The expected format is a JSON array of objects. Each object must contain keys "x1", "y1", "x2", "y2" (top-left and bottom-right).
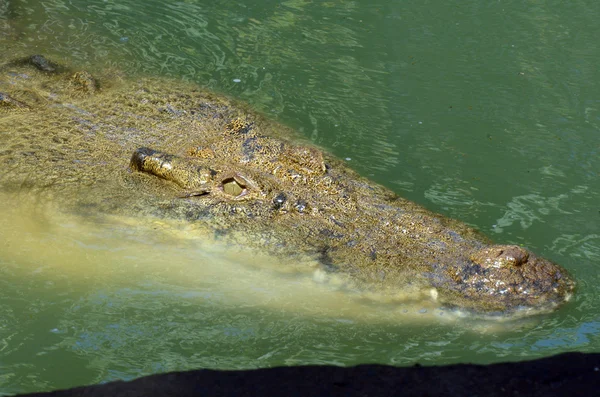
[
  {"x1": 129, "y1": 119, "x2": 574, "y2": 318},
  {"x1": 0, "y1": 55, "x2": 575, "y2": 318}
]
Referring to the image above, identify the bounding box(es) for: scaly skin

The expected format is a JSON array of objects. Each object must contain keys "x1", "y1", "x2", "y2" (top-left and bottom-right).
[{"x1": 0, "y1": 55, "x2": 575, "y2": 317}]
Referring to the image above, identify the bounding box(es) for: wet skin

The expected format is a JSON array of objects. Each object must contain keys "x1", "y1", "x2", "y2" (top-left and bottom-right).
[
  {"x1": 0, "y1": 55, "x2": 575, "y2": 317},
  {"x1": 128, "y1": 131, "x2": 574, "y2": 316}
]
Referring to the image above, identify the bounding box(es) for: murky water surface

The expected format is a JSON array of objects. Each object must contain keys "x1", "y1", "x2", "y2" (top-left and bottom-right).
[{"x1": 1, "y1": 0, "x2": 599, "y2": 394}]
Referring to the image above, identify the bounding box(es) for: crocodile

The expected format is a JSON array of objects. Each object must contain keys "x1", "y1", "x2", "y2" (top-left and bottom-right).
[{"x1": 0, "y1": 55, "x2": 575, "y2": 317}]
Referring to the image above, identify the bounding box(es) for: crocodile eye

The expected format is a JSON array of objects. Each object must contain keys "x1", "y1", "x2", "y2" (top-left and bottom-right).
[{"x1": 222, "y1": 178, "x2": 245, "y2": 196}]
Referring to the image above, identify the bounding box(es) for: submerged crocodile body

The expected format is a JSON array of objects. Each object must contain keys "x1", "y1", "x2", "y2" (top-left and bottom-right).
[{"x1": 0, "y1": 55, "x2": 574, "y2": 317}]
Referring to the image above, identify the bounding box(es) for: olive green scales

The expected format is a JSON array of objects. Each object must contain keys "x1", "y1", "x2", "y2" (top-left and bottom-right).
[{"x1": 0, "y1": 56, "x2": 574, "y2": 317}]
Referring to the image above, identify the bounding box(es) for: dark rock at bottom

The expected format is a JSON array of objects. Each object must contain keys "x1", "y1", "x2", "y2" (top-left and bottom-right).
[{"x1": 15, "y1": 352, "x2": 599, "y2": 397}]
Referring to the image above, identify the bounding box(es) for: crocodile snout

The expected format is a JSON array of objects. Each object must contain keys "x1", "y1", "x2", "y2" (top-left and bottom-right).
[{"x1": 438, "y1": 244, "x2": 576, "y2": 315}]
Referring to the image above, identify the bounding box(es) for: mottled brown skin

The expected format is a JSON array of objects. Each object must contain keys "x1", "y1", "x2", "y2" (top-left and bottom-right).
[
  {"x1": 127, "y1": 120, "x2": 574, "y2": 316},
  {"x1": 0, "y1": 91, "x2": 30, "y2": 111},
  {"x1": 0, "y1": 55, "x2": 575, "y2": 317}
]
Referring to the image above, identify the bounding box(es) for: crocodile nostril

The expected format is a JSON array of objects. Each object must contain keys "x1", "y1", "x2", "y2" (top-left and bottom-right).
[
  {"x1": 471, "y1": 245, "x2": 530, "y2": 269},
  {"x1": 500, "y1": 245, "x2": 529, "y2": 266}
]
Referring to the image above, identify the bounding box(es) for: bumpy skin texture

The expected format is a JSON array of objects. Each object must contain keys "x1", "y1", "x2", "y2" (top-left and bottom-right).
[
  {"x1": 0, "y1": 91, "x2": 30, "y2": 111},
  {"x1": 0, "y1": 55, "x2": 575, "y2": 316}
]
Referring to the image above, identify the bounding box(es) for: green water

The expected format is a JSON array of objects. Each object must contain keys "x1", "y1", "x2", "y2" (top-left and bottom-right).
[{"x1": 1, "y1": 0, "x2": 599, "y2": 394}]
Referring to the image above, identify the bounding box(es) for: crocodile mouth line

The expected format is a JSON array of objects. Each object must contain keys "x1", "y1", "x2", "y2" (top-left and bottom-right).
[{"x1": 179, "y1": 190, "x2": 210, "y2": 198}]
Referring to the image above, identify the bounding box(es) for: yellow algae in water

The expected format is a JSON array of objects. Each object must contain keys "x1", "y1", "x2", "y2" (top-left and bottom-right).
[
  {"x1": 0, "y1": 191, "x2": 465, "y2": 326},
  {"x1": 0, "y1": 190, "x2": 546, "y2": 335}
]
